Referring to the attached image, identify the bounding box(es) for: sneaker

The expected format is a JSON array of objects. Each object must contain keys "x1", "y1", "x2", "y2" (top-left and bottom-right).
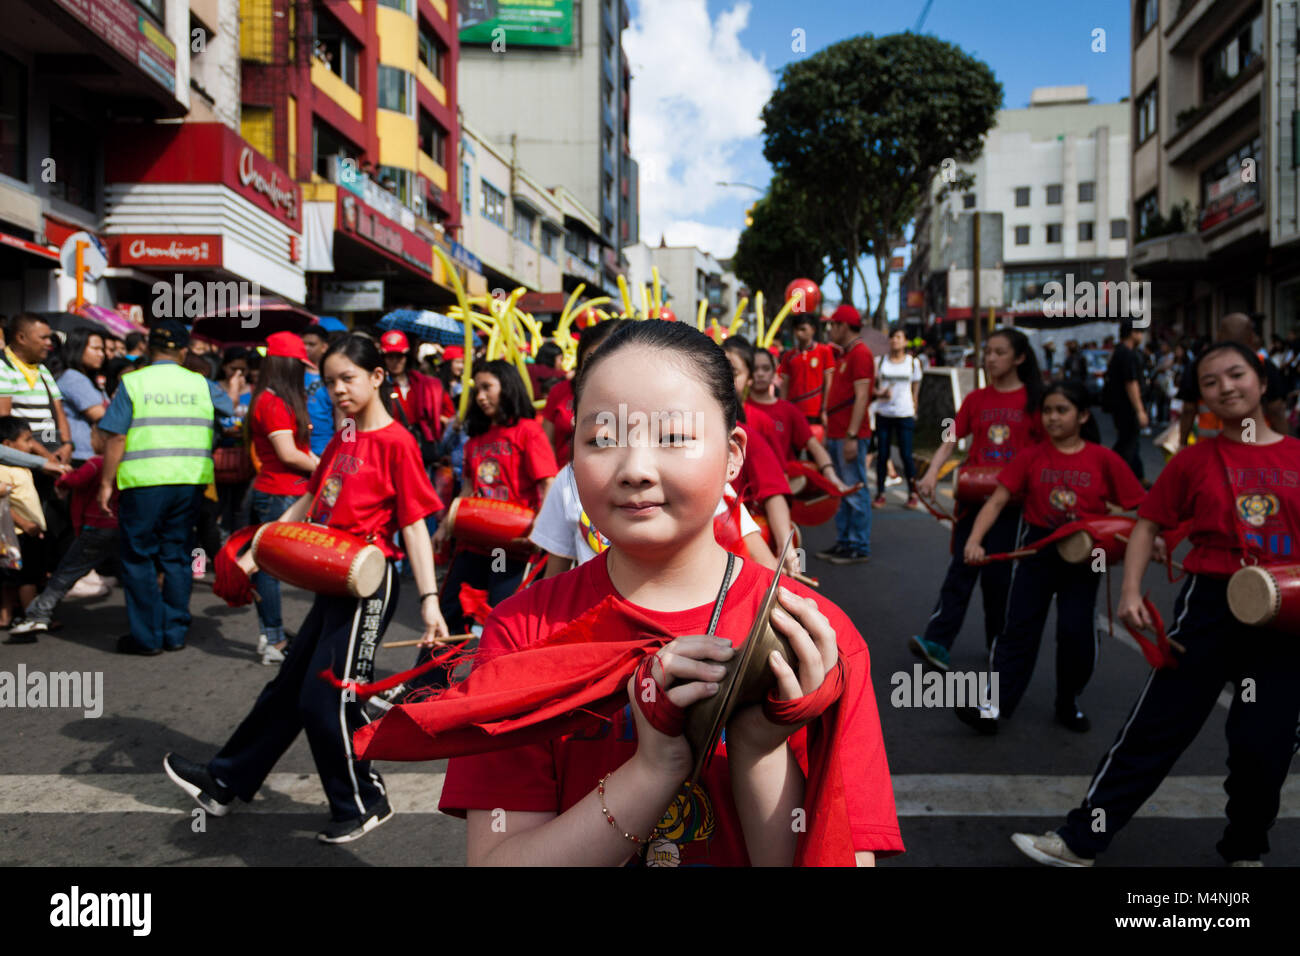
[
  {"x1": 828, "y1": 549, "x2": 870, "y2": 565},
  {"x1": 317, "y1": 799, "x2": 394, "y2": 844},
  {"x1": 163, "y1": 753, "x2": 234, "y2": 817},
  {"x1": 872, "y1": 495, "x2": 887, "y2": 508},
  {"x1": 2, "y1": 630, "x2": 38, "y2": 645},
  {"x1": 116, "y1": 634, "x2": 163, "y2": 657},
  {"x1": 885, "y1": 475, "x2": 904, "y2": 487},
  {"x1": 67, "y1": 573, "x2": 110, "y2": 600},
  {"x1": 955, "y1": 705, "x2": 999, "y2": 734},
  {"x1": 815, "y1": 543, "x2": 852, "y2": 562},
  {"x1": 1055, "y1": 703, "x2": 1092, "y2": 733},
  {"x1": 261, "y1": 643, "x2": 286, "y2": 666},
  {"x1": 1011, "y1": 831, "x2": 1094, "y2": 868},
  {"x1": 907, "y1": 635, "x2": 951, "y2": 671},
  {"x1": 10, "y1": 618, "x2": 49, "y2": 636},
  {"x1": 257, "y1": 633, "x2": 268, "y2": 655},
  {"x1": 905, "y1": 494, "x2": 921, "y2": 509},
  {"x1": 98, "y1": 576, "x2": 119, "y2": 588}
]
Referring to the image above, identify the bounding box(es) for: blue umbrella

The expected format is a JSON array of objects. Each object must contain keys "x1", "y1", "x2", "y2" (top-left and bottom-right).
[
  {"x1": 315, "y1": 316, "x2": 347, "y2": 332},
  {"x1": 377, "y1": 309, "x2": 478, "y2": 346}
]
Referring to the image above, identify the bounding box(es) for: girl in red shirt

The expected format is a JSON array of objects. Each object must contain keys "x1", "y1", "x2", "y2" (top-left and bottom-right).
[
  {"x1": 541, "y1": 321, "x2": 621, "y2": 467},
  {"x1": 910, "y1": 328, "x2": 1044, "y2": 670},
  {"x1": 749, "y1": 345, "x2": 845, "y2": 482},
  {"x1": 438, "y1": 319, "x2": 903, "y2": 866},
  {"x1": 962, "y1": 381, "x2": 1145, "y2": 732},
  {"x1": 1015, "y1": 343, "x2": 1300, "y2": 868},
  {"x1": 164, "y1": 334, "x2": 448, "y2": 845},
  {"x1": 245, "y1": 332, "x2": 319, "y2": 665},
  {"x1": 432, "y1": 360, "x2": 558, "y2": 636}
]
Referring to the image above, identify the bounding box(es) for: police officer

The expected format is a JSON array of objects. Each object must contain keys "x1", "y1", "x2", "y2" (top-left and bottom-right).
[{"x1": 97, "y1": 321, "x2": 221, "y2": 655}]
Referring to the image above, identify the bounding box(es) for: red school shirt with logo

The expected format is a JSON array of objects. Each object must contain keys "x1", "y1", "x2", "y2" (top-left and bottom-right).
[
  {"x1": 997, "y1": 440, "x2": 1146, "y2": 529},
  {"x1": 778, "y1": 343, "x2": 835, "y2": 418},
  {"x1": 438, "y1": 551, "x2": 905, "y2": 865},
  {"x1": 1139, "y1": 435, "x2": 1300, "y2": 577},
  {"x1": 954, "y1": 384, "x2": 1044, "y2": 467},
  {"x1": 746, "y1": 397, "x2": 812, "y2": 462},
  {"x1": 463, "y1": 418, "x2": 559, "y2": 512},
  {"x1": 306, "y1": 420, "x2": 444, "y2": 559}
]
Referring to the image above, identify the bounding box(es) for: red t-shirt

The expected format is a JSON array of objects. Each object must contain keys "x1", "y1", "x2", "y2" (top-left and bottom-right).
[
  {"x1": 1139, "y1": 435, "x2": 1300, "y2": 577},
  {"x1": 997, "y1": 441, "x2": 1146, "y2": 530},
  {"x1": 438, "y1": 551, "x2": 905, "y2": 864},
  {"x1": 542, "y1": 379, "x2": 576, "y2": 468},
  {"x1": 954, "y1": 385, "x2": 1043, "y2": 467},
  {"x1": 742, "y1": 401, "x2": 785, "y2": 462},
  {"x1": 825, "y1": 341, "x2": 875, "y2": 439},
  {"x1": 250, "y1": 391, "x2": 312, "y2": 497},
  {"x1": 306, "y1": 420, "x2": 444, "y2": 559},
  {"x1": 463, "y1": 418, "x2": 559, "y2": 512},
  {"x1": 778, "y1": 344, "x2": 834, "y2": 418},
  {"x1": 747, "y1": 397, "x2": 813, "y2": 462},
  {"x1": 736, "y1": 422, "x2": 791, "y2": 505}
]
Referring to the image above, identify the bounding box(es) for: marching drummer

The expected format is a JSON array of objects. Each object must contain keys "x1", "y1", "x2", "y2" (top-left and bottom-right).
[
  {"x1": 908, "y1": 328, "x2": 1045, "y2": 670},
  {"x1": 959, "y1": 381, "x2": 1146, "y2": 734},
  {"x1": 163, "y1": 334, "x2": 449, "y2": 844},
  {"x1": 1013, "y1": 342, "x2": 1300, "y2": 867}
]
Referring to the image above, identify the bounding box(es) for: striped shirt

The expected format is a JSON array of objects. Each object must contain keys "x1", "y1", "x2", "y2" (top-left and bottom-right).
[{"x1": 0, "y1": 349, "x2": 61, "y2": 450}]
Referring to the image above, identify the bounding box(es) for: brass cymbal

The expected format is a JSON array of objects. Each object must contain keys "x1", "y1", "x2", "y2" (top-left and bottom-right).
[{"x1": 683, "y1": 532, "x2": 795, "y2": 785}]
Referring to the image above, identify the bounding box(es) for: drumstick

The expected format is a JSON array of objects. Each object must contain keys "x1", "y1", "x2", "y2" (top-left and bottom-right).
[
  {"x1": 1115, "y1": 533, "x2": 1184, "y2": 572},
  {"x1": 381, "y1": 634, "x2": 475, "y2": 649},
  {"x1": 790, "y1": 571, "x2": 820, "y2": 589}
]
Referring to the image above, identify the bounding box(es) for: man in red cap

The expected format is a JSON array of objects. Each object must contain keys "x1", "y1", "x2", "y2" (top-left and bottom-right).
[
  {"x1": 817, "y1": 304, "x2": 874, "y2": 564},
  {"x1": 379, "y1": 330, "x2": 455, "y2": 457}
]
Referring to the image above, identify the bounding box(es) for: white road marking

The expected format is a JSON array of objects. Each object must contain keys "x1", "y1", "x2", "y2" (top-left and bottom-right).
[{"x1": 1, "y1": 772, "x2": 1294, "y2": 818}]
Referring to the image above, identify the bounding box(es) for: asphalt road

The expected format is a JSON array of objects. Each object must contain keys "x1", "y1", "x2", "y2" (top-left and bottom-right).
[{"x1": 1, "y1": 416, "x2": 1295, "y2": 867}]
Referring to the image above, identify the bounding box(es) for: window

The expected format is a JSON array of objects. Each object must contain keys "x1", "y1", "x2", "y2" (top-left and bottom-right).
[
  {"x1": 49, "y1": 108, "x2": 95, "y2": 211},
  {"x1": 462, "y1": 162, "x2": 472, "y2": 215},
  {"x1": 419, "y1": 110, "x2": 447, "y2": 166},
  {"x1": 481, "y1": 180, "x2": 506, "y2": 227},
  {"x1": 135, "y1": 0, "x2": 165, "y2": 23},
  {"x1": 1202, "y1": 7, "x2": 1265, "y2": 99},
  {"x1": 1004, "y1": 268, "x2": 1071, "y2": 305},
  {"x1": 1014, "y1": 225, "x2": 1030, "y2": 245},
  {"x1": 1078, "y1": 221, "x2": 1095, "y2": 241},
  {"x1": 1045, "y1": 223, "x2": 1062, "y2": 243},
  {"x1": 1200, "y1": 135, "x2": 1263, "y2": 230},
  {"x1": 1111, "y1": 219, "x2": 1128, "y2": 239},
  {"x1": 377, "y1": 165, "x2": 412, "y2": 205},
  {"x1": 1136, "y1": 84, "x2": 1158, "y2": 143},
  {"x1": 541, "y1": 227, "x2": 559, "y2": 260},
  {"x1": 514, "y1": 205, "x2": 536, "y2": 245},
  {"x1": 1139, "y1": 0, "x2": 1157, "y2": 36},
  {"x1": 0, "y1": 52, "x2": 26, "y2": 181},
  {"x1": 377, "y1": 66, "x2": 413, "y2": 115},
  {"x1": 1136, "y1": 192, "x2": 1159, "y2": 237},
  {"x1": 313, "y1": 118, "x2": 361, "y2": 181},
  {"x1": 313, "y1": 5, "x2": 360, "y2": 90},
  {"x1": 418, "y1": 22, "x2": 446, "y2": 82},
  {"x1": 962, "y1": 193, "x2": 976, "y2": 209},
  {"x1": 1014, "y1": 186, "x2": 1030, "y2": 207},
  {"x1": 1078, "y1": 181, "x2": 1095, "y2": 202},
  {"x1": 1046, "y1": 184, "x2": 1062, "y2": 205}
]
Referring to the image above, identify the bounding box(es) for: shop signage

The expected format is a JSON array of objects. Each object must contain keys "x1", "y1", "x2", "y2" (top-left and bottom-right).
[
  {"x1": 52, "y1": 0, "x2": 176, "y2": 93},
  {"x1": 115, "y1": 234, "x2": 223, "y2": 267},
  {"x1": 321, "y1": 279, "x2": 384, "y2": 312},
  {"x1": 238, "y1": 148, "x2": 298, "y2": 222},
  {"x1": 339, "y1": 194, "x2": 431, "y2": 275}
]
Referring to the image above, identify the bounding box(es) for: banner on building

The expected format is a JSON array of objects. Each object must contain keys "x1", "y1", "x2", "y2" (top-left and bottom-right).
[
  {"x1": 321, "y1": 280, "x2": 384, "y2": 312},
  {"x1": 460, "y1": 0, "x2": 574, "y2": 48}
]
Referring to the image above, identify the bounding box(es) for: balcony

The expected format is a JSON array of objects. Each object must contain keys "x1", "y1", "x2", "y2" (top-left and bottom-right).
[
  {"x1": 1167, "y1": 0, "x2": 1242, "y2": 56},
  {"x1": 1165, "y1": 60, "x2": 1263, "y2": 167},
  {"x1": 1131, "y1": 231, "x2": 1207, "y2": 279}
]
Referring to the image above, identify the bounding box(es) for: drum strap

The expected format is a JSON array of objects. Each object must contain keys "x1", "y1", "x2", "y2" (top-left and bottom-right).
[
  {"x1": 1211, "y1": 437, "x2": 1264, "y2": 567},
  {"x1": 705, "y1": 551, "x2": 737, "y2": 638}
]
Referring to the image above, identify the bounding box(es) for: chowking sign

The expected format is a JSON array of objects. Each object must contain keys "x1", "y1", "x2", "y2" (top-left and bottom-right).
[
  {"x1": 116, "y1": 234, "x2": 223, "y2": 267},
  {"x1": 238, "y1": 148, "x2": 297, "y2": 221}
]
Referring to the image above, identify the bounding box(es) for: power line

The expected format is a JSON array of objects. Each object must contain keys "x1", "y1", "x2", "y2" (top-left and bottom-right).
[{"x1": 914, "y1": 0, "x2": 934, "y2": 32}]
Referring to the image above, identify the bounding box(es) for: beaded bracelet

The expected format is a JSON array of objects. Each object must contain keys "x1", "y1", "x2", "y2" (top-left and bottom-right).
[{"x1": 597, "y1": 773, "x2": 653, "y2": 846}]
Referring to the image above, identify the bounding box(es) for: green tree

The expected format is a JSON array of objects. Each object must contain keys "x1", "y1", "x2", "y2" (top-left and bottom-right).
[
  {"x1": 731, "y1": 174, "x2": 828, "y2": 316},
  {"x1": 762, "y1": 32, "x2": 1002, "y2": 326}
]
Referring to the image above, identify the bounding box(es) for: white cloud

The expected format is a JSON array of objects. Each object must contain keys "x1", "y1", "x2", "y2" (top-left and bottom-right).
[{"x1": 625, "y1": 0, "x2": 772, "y2": 261}]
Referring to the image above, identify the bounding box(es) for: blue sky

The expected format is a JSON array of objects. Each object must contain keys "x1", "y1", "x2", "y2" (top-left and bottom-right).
[{"x1": 625, "y1": 0, "x2": 1132, "y2": 317}]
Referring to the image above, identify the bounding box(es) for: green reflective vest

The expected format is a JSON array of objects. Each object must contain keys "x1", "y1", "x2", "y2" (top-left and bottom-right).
[{"x1": 118, "y1": 362, "x2": 215, "y2": 489}]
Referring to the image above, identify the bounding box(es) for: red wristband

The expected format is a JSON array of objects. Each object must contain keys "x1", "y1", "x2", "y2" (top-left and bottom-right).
[{"x1": 632, "y1": 653, "x2": 686, "y2": 736}]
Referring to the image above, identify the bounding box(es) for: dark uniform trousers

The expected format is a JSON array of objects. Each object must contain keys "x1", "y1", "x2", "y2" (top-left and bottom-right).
[
  {"x1": 990, "y1": 523, "x2": 1101, "y2": 718},
  {"x1": 921, "y1": 505, "x2": 1024, "y2": 651},
  {"x1": 1061, "y1": 574, "x2": 1300, "y2": 861}
]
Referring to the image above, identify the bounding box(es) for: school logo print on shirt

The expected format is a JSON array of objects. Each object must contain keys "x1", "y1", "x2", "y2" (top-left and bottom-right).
[
  {"x1": 642, "y1": 782, "x2": 717, "y2": 867},
  {"x1": 987, "y1": 423, "x2": 1010, "y2": 445},
  {"x1": 578, "y1": 509, "x2": 610, "y2": 555},
  {"x1": 475, "y1": 458, "x2": 507, "y2": 501},
  {"x1": 312, "y1": 475, "x2": 343, "y2": 525},
  {"x1": 1049, "y1": 486, "x2": 1078, "y2": 515},
  {"x1": 1237, "y1": 493, "x2": 1279, "y2": 528}
]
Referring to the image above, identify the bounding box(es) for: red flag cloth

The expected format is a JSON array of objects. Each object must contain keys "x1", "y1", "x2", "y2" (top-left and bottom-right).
[
  {"x1": 458, "y1": 584, "x2": 493, "y2": 626},
  {"x1": 213, "y1": 525, "x2": 261, "y2": 607},
  {"x1": 355, "y1": 571, "x2": 869, "y2": 866},
  {"x1": 1122, "y1": 594, "x2": 1180, "y2": 669},
  {"x1": 712, "y1": 492, "x2": 749, "y2": 559}
]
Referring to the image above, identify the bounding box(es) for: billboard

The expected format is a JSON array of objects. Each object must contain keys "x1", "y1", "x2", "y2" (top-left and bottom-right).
[{"x1": 460, "y1": 0, "x2": 575, "y2": 48}]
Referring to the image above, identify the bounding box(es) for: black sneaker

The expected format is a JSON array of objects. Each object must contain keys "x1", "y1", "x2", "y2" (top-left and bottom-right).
[
  {"x1": 1055, "y1": 705, "x2": 1091, "y2": 733},
  {"x1": 163, "y1": 753, "x2": 234, "y2": 816},
  {"x1": 827, "y1": 549, "x2": 871, "y2": 565},
  {"x1": 815, "y1": 544, "x2": 851, "y2": 562},
  {"x1": 117, "y1": 635, "x2": 163, "y2": 656},
  {"x1": 955, "y1": 705, "x2": 999, "y2": 735},
  {"x1": 317, "y1": 799, "x2": 394, "y2": 844}
]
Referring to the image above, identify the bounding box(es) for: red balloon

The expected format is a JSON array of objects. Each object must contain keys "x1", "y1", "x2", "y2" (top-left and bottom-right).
[
  {"x1": 658, "y1": 308, "x2": 676, "y2": 322},
  {"x1": 785, "y1": 278, "x2": 821, "y2": 315}
]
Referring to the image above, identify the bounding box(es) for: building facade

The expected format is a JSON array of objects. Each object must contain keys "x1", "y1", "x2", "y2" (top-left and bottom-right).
[
  {"x1": 1128, "y1": 0, "x2": 1300, "y2": 343},
  {"x1": 624, "y1": 240, "x2": 742, "y2": 325},
  {"x1": 901, "y1": 86, "x2": 1132, "y2": 338},
  {"x1": 458, "y1": 0, "x2": 637, "y2": 299}
]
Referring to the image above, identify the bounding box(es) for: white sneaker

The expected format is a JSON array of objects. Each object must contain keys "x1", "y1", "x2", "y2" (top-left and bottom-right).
[
  {"x1": 66, "y1": 574, "x2": 110, "y2": 600},
  {"x1": 1011, "y1": 831, "x2": 1094, "y2": 867},
  {"x1": 97, "y1": 576, "x2": 119, "y2": 588},
  {"x1": 257, "y1": 633, "x2": 268, "y2": 655},
  {"x1": 261, "y1": 644, "x2": 286, "y2": 666}
]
